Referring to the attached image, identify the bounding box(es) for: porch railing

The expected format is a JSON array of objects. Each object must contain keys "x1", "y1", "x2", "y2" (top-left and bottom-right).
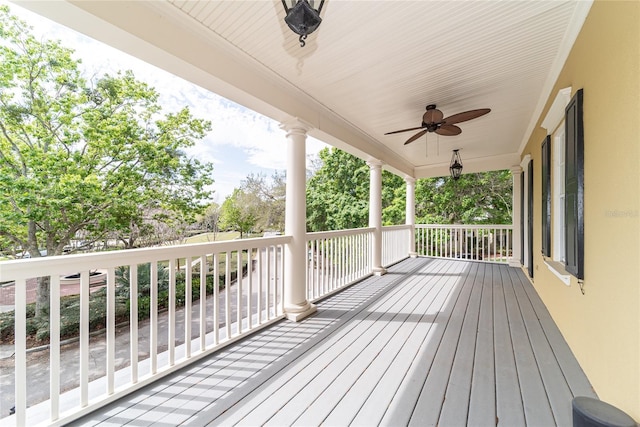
[
  {"x1": 415, "y1": 224, "x2": 513, "y2": 263},
  {"x1": 2, "y1": 223, "x2": 514, "y2": 424},
  {"x1": 306, "y1": 227, "x2": 373, "y2": 301},
  {"x1": 0, "y1": 236, "x2": 288, "y2": 426},
  {"x1": 382, "y1": 224, "x2": 412, "y2": 267}
]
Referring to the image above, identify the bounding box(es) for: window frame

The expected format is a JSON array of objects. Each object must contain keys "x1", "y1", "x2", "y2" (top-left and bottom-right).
[{"x1": 540, "y1": 87, "x2": 573, "y2": 285}]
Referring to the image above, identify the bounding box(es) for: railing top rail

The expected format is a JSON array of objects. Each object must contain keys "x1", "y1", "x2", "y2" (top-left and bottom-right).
[
  {"x1": 0, "y1": 235, "x2": 292, "y2": 281},
  {"x1": 416, "y1": 224, "x2": 513, "y2": 230},
  {"x1": 306, "y1": 227, "x2": 375, "y2": 241},
  {"x1": 382, "y1": 224, "x2": 412, "y2": 231}
]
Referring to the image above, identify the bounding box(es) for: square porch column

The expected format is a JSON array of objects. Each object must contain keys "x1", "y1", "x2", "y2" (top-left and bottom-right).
[
  {"x1": 280, "y1": 118, "x2": 316, "y2": 321},
  {"x1": 405, "y1": 176, "x2": 418, "y2": 258},
  {"x1": 368, "y1": 160, "x2": 387, "y2": 275}
]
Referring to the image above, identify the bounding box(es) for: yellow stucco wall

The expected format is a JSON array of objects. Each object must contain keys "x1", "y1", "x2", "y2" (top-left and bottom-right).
[{"x1": 520, "y1": 0, "x2": 640, "y2": 420}]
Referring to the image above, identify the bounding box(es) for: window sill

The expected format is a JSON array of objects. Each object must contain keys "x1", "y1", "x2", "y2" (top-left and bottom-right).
[{"x1": 543, "y1": 258, "x2": 571, "y2": 286}]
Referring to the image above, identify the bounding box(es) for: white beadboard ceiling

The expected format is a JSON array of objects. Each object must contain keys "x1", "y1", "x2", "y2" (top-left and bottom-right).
[{"x1": 16, "y1": 0, "x2": 592, "y2": 178}]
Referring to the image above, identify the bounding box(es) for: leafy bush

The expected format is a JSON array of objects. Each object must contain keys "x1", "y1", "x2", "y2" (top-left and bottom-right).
[{"x1": 0, "y1": 259, "x2": 250, "y2": 345}]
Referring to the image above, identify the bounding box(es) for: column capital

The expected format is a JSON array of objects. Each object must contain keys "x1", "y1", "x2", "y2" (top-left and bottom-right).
[
  {"x1": 510, "y1": 165, "x2": 523, "y2": 174},
  {"x1": 366, "y1": 159, "x2": 384, "y2": 169},
  {"x1": 404, "y1": 176, "x2": 416, "y2": 185},
  {"x1": 279, "y1": 117, "x2": 312, "y2": 135}
]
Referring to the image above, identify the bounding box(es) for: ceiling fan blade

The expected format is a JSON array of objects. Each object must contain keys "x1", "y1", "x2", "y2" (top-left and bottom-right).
[
  {"x1": 442, "y1": 108, "x2": 491, "y2": 125},
  {"x1": 384, "y1": 126, "x2": 426, "y2": 135},
  {"x1": 404, "y1": 129, "x2": 429, "y2": 145},
  {"x1": 435, "y1": 124, "x2": 462, "y2": 136},
  {"x1": 422, "y1": 108, "x2": 444, "y2": 124}
]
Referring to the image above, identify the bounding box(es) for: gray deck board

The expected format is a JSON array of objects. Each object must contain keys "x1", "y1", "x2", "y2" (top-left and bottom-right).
[
  {"x1": 298, "y1": 259, "x2": 452, "y2": 426},
  {"x1": 494, "y1": 264, "x2": 526, "y2": 426},
  {"x1": 379, "y1": 259, "x2": 472, "y2": 427},
  {"x1": 467, "y1": 263, "x2": 496, "y2": 426},
  {"x1": 405, "y1": 261, "x2": 479, "y2": 426},
  {"x1": 508, "y1": 267, "x2": 574, "y2": 426},
  {"x1": 340, "y1": 258, "x2": 457, "y2": 426},
  {"x1": 515, "y1": 268, "x2": 597, "y2": 399},
  {"x1": 431, "y1": 262, "x2": 483, "y2": 427},
  {"x1": 70, "y1": 258, "x2": 595, "y2": 427},
  {"x1": 503, "y1": 264, "x2": 556, "y2": 426}
]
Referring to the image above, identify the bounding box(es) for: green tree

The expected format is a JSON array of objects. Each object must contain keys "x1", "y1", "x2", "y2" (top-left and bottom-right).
[
  {"x1": 305, "y1": 147, "x2": 405, "y2": 231},
  {"x1": 241, "y1": 172, "x2": 285, "y2": 232},
  {"x1": 305, "y1": 147, "x2": 513, "y2": 231},
  {"x1": 219, "y1": 189, "x2": 259, "y2": 238},
  {"x1": 0, "y1": 7, "x2": 213, "y2": 316},
  {"x1": 415, "y1": 171, "x2": 513, "y2": 224},
  {"x1": 200, "y1": 202, "x2": 222, "y2": 239}
]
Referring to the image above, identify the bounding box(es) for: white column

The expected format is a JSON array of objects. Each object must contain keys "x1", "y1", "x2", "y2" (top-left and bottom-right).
[
  {"x1": 368, "y1": 160, "x2": 386, "y2": 275},
  {"x1": 510, "y1": 165, "x2": 523, "y2": 267},
  {"x1": 280, "y1": 118, "x2": 316, "y2": 321},
  {"x1": 405, "y1": 176, "x2": 417, "y2": 257}
]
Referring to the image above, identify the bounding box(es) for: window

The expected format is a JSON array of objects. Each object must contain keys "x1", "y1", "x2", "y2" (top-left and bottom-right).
[
  {"x1": 541, "y1": 87, "x2": 584, "y2": 284},
  {"x1": 552, "y1": 125, "x2": 566, "y2": 263}
]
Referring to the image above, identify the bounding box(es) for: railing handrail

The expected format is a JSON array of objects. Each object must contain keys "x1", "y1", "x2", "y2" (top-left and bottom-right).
[
  {"x1": 306, "y1": 227, "x2": 375, "y2": 241},
  {"x1": 0, "y1": 235, "x2": 292, "y2": 281},
  {"x1": 416, "y1": 224, "x2": 513, "y2": 230},
  {"x1": 382, "y1": 224, "x2": 412, "y2": 231}
]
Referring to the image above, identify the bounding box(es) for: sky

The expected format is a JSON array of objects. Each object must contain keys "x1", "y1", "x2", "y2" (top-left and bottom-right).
[{"x1": 1, "y1": 1, "x2": 328, "y2": 202}]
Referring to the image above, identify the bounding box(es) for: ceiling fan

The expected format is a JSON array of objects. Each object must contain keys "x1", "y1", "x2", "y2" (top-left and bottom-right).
[{"x1": 385, "y1": 104, "x2": 491, "y2": 145}]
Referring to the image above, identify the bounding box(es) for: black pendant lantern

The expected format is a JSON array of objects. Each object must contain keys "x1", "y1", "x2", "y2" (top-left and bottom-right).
[
  {"x1": 449, "y1": 149, "x2": 463, "y2": 180},
  {"x1": 281, "y1": 0, "x2": 325, "y2": 47}
]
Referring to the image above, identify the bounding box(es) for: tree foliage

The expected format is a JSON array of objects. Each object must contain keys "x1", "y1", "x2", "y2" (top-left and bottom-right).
[
  {"x1": 415, "y1": 171, "x2": 513, "y2": 224},
  {"x1": 200, "y1": 202, "x2": 222, "y2": 238},
  {"x1": 219, "y1": 189, "x2": 260, "y2": 238},
  {"x1": 0, "y1": 8, "x2": 214, "y2": 315},
  {"x1": 0, "y1": 7, "x2": 213, "y2": 257},
  {"x1": 218, "y1": 172, "x2": 286, "y2": 237},
  {"x1": 306, "y1": 147, "x2": 513, "y2": 231},
  {"x1": 241, "y1": 172, "x2": 285, "y2": 231},
  {"x1": 306, "y1": 147, "x2": 405, "y2": 231}
]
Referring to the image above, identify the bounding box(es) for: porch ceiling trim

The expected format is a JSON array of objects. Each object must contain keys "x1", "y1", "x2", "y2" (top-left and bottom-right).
[{"x1": 518, "y1": 1, "x2": 593, "y2": 155}]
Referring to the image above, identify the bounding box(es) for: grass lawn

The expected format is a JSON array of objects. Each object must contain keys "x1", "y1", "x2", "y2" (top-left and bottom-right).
[{"x1": 184, "y1": 231, "x2": 240, "y2": 243}]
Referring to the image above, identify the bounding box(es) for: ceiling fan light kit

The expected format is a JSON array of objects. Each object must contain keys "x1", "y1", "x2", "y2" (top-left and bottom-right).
[
  {"x1": 384, "y1": 104, "x2": 491, "y2": 145},
  {"x1": 282, "y1": 0, "x2": 324, "y2": 47}
]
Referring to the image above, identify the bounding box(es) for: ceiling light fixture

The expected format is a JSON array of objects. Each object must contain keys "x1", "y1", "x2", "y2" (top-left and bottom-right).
[
  {"x1": 281, "y1": 0, "x2": 324, "y2": 47},
  {"x1": 449, "y1": 149, "x2": 463, "y2": 180}
]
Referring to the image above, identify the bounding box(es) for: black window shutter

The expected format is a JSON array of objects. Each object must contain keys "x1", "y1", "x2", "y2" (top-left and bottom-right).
[
  {"x1": 528, "y1": 160, "x2": 534, "y2": 279},
  {"x1": 541, "y1": 135, "x2": 551, "y2": 257},
  {"x1": 564, "y1": 89, "x2": 584, "y2": 279},
  {"x1": 520, "y1": 171, "x2": 524, "y2": 265}
]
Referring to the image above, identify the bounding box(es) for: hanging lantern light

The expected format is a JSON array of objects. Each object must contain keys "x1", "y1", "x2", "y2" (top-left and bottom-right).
[
  {"x1": 449, "y1": 149, "x2": 463, "y2": 180},
  {"x1": 281, "y1": 0, "x2": 325, "y2": 47}
]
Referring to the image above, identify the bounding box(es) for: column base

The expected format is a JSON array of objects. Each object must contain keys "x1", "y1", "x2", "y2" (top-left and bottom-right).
[
  {"x1": 508, "y1": 257, "x2": 522, "y2": 268},
  {"x1": 285, "y1": 302, "x2": 317, "y2": 322},
  {"x1": 372, "y1": 267, "x2": 387, "y2": 276},
  {"x1": 409, "y1": 251, "x2": 418, "y2": 258}
]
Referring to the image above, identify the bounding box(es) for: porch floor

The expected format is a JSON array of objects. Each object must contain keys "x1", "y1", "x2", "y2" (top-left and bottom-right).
[{"x1": 71, "y1": 257, "x2": 595, "y2": 426}]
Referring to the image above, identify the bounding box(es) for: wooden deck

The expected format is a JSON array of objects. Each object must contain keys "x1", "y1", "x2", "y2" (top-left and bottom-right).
[{"x1": 71, "y1": 257, "x2": 596, "y2": 426}]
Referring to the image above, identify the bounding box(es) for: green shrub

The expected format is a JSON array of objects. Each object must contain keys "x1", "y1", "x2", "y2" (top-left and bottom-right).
[
  {"x1": 1, "y1": 258, "x2": 252, "y2": 345},
  {"x1": 0, "y1": 312, "x2": 14, "y2": 342},
  {"x1": 36, "y1": 325, "x2": 50, "y2": 342}
]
